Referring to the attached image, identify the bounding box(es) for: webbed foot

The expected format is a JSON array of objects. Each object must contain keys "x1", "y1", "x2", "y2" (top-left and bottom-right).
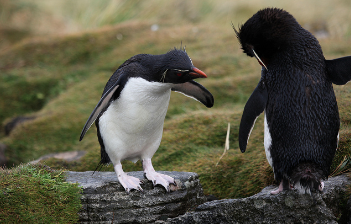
[
  {"x1": 143, "y1": 158, "x2": 176, "y2": 192},
  {"x1": 114, "y1": 163, "x2": 143, "y2": 193}
]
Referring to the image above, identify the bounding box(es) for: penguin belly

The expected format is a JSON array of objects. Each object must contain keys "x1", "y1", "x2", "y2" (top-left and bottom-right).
[
  {"x1": 98, "y1": 78, "x2": 172, "y2": 163},
  {"x1": 264, "y1": 113, "x2": 273, "y2": 167}
]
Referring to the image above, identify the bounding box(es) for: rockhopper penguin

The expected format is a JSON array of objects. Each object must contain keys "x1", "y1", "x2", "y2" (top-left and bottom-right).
[
  {"x1": 235, "y1": 8, "x2": 351, "y2": 194},
  {"x1": 79, "y1": 49, "x2": 214, "y2": 192}
]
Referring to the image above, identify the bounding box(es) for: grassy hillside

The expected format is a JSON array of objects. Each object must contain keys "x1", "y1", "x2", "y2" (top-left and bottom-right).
[{"x1": 1, "y1": 0, "x2": 351, "y2": 204}]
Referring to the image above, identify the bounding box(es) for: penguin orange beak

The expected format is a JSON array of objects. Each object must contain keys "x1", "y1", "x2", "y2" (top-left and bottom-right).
[{"x1": 189, "y1": 67, "x2": 207, "y2": 78}]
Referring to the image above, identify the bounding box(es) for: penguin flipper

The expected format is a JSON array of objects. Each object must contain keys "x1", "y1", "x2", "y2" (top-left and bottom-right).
[
  {"x1": 326, "y1": 56, "x2": 351, "y2": 85},
  {"x1": 79, "y1": 82, "x2": 120, "y2": 141},
  {"x1": 171, "y1": 80, "x2": 214, "y2": 108},
  {"x1": 239, "y1": 80, "x2": 268, "y2": 153}
]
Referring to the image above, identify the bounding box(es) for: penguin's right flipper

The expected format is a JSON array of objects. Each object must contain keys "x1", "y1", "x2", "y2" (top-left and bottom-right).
[
  {"x1": 326, "y1": 56, "x2": 351, "y2": 85},
  {"x1": 172, "y1": 80, "x2": 214, "y2": 108},
  {"x1": 239, "y1": 80, "x2": 268, "y2": 153},
  {"x1": 79, "y1": 80, "x2": 121, "y2": 141}
]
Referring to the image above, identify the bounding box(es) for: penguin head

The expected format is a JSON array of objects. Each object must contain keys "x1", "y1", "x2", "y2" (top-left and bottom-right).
[
  {"x1": 155, "y1": 49, "x2": 207, "y2": 84},
  {"x1": 234, "y1": 8, "x2": 303, "y2": 70}
]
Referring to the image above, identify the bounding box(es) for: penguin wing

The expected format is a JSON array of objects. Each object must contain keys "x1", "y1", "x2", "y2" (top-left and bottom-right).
[
  {"x1": 239, "y1": 80, "x2": 268, "y2": 153},
  {"x1": 79, "y1": 77, "x2": 121, "y2": 141},
  {"x1": 326, "y1": 56, "x2": 351, "y2": 85},
  {"x1": 171, "y1": 80, "x2": 214, "y2": 108}
]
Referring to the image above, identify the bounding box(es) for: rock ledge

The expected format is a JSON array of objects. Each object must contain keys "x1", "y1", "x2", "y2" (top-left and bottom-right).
[
  {"x1": 65, "y1": 171, "x2": 207, "y2": 223},
  {"x1": 66, "y1": 171, "x2": 350, "y2": 224},
  {"x1": 165, "y1": 174, "x2": 350, "y2": 224}
]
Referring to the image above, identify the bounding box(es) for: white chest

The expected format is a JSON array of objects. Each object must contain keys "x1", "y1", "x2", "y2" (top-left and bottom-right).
[
  {"x1": 111, "y1": 78, "x2": 171, "y2": 131},
  {"x1": 98, "y1": 78, "x2": 172, "y2": 162}
]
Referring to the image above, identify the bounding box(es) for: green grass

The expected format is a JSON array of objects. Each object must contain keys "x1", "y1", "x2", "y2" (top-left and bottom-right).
[
  {"x1": 1, "y1": 0, "x2": 351, "y2": 222},
  {"x1": 0, "y1": 164, "x2": 82, "y2": 223}
]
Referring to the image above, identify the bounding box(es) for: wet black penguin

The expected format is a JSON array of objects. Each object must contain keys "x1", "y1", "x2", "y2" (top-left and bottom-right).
[
  {"x1": 235, "y1": 8, "x2": 351, "y2": 194},
  {"x1": 79, "y1": 49, "x2": 214, "y2": 192}
]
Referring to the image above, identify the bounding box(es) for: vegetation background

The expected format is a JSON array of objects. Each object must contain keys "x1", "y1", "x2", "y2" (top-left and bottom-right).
[{"x1": 1, "y1": 1, "x2": 351, "y2": 221}]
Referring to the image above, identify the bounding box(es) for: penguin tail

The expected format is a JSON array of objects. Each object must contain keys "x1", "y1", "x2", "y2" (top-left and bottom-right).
[
  {"x1": 92, "y1": 146, "x2": 111, "y2": 175},
  {"x1": 290, "y1": 162, "x2": 325, "y2": 194},
  {"x1": 94, "y1": 123, "x2": 111, "y2": 175}
]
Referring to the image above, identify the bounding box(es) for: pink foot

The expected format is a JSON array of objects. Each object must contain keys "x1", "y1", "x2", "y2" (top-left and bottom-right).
[
  {"x1": 270, "y1": 181, "x2": 283, "y2": 195},
  {"x1": 114, "y1": 163, "x2": 142, "y2": 193},
  {"x1": 143, "y1": 158, "x2": 176, "y2": 191}
]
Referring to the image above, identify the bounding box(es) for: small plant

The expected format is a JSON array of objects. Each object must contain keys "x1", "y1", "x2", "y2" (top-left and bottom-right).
[{"x1": 330, "y1": 155, "x2": 351, "y2": 177}]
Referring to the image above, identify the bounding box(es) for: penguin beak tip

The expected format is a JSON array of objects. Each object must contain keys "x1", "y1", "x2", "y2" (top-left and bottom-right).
[{"x1": 190, "y1": 67, "x2": 207, "y2": 78}]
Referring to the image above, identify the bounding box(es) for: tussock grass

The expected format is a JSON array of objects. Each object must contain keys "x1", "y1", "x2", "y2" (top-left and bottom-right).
[
  {"x1": 1, "y1": 0, "x2": 351, "y2": 205},
  {"x1": 0, "y1": 163, "x2": 81, "y2": 223}
]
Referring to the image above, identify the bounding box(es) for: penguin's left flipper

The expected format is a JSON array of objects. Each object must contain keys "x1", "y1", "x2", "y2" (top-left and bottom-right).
[
  {"x1": 326, "y1": 56, "x2": 351, "y2": 85},
  {"x1": 239, "y1": 80, "x2": 268, "y2": 153},
  {"x1": 79, "y1": 80, "x2": 120, "y2": 141},
  {"x1": 172, "y1": 80, "x2": 214, "y2": 108}
]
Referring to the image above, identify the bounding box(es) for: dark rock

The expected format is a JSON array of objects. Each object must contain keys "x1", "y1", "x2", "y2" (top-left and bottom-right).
[
  {"x1": 4, "y1": 116, "x2": 36, "y2": 135},
  {"x1": 321, "y1": 174, "x2": 350, "y2": 217},
  {"x1": 164, "y1": 175, "x2": 350, "y2": 224},
  {"x1": 64, "y1": 171, "x2": 351, "y2": 223},
  {"x1": 0, "y1": 143, "x2": 7, "y2": 167},
  {"x1": 65, "y1": 171, "x2": 207, "y2": 223},
  {"x1": 338, "y1": 182, "x2": 351, "y2": 224}
]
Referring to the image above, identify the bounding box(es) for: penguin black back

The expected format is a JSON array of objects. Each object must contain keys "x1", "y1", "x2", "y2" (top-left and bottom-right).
[{"x1": 235, "y1": 8, "x2": 351, "y2": 194}]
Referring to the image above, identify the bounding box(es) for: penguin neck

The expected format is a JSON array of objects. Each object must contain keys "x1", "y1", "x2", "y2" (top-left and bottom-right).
[
  {"x1": 127, "y1": 77, "x2": 172, "y2": 96},
  {"x1": 115, "y1": 77, "x2": 172, "y2": 128}
]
